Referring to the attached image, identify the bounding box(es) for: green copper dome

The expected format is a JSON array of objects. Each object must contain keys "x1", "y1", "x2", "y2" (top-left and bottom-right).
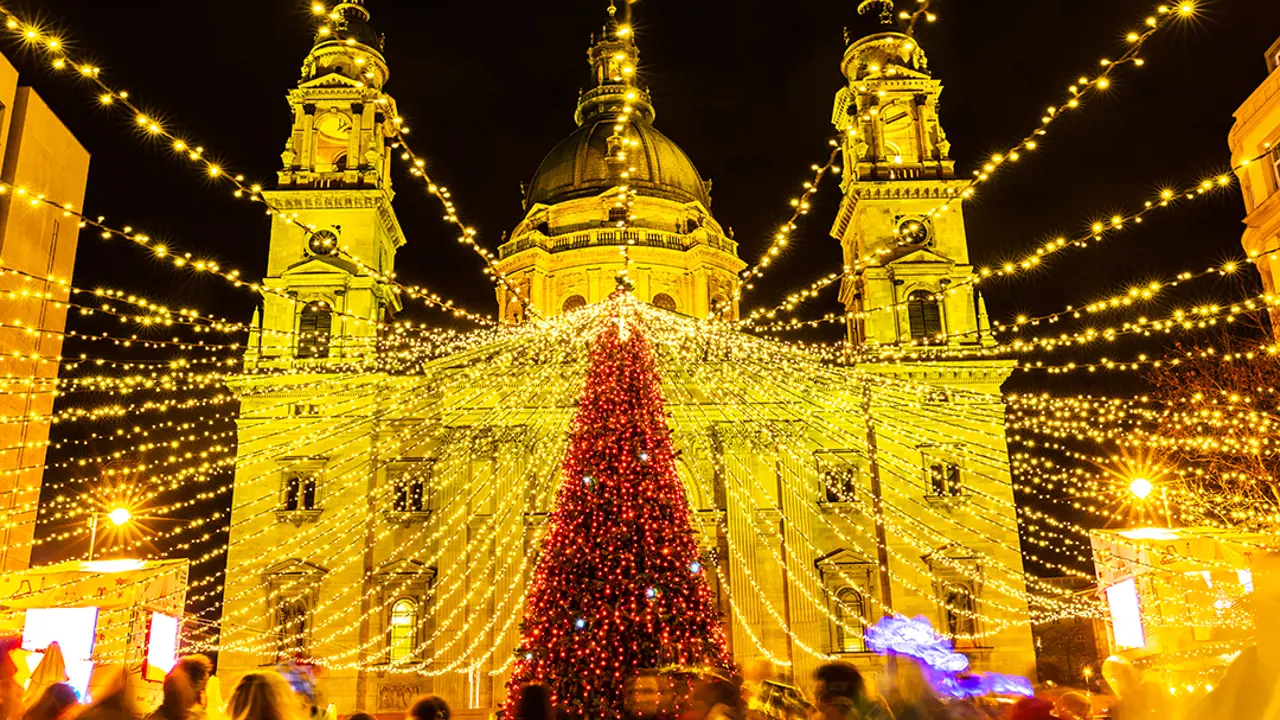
[{"x1": 525, "y1": 118, "x2": 712, "y2": 209}]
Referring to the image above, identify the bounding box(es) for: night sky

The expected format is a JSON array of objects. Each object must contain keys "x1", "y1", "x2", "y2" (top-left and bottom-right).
[
  {"x1": 18, "y1": 0, "x2": 1280, "y2": 575},
  {"x1": 14, "y1": 0, "x2": 1280, "y2": 340}
]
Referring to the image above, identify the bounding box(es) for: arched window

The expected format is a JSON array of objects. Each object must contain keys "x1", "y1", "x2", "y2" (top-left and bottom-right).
[
  {"x1": 823, "y1": 466, "x2": 858, "y2": 504},
  {"x1": 562, "y1": 295, "x2": 587, "y2": 314},
  {"x1": 880, "y1": 104, "x2": 917, "y2": 164},
  {"x1": 388, "y1": 599, "x2": 418, "y2": 664},
  {"x1": 906, "y1": 290, "x2": 942, "y2": 342},
  {"x1": 507, "y1": 302, "x2": 524, "y2": 324},
  {"x1": 276, "y1": 597, "x2": 310, "y2": 662},
  {"x1": 313, "y1": 113, "x2": 351, "y2": 173},
  {"x1": 834, "y1": 588, "x2": 867, "y2": 652},
  {"x1": 297, "y1": 301, "x2": 332, "y2": 359},
  {"x1": 652, "y1": 293, "x2": 677, "y2": 312},
  {"x1": 944, "y1": 583, "x2": 978, "y2": 639}
]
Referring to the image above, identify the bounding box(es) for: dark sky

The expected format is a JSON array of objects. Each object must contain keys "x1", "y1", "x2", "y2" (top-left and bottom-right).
[{"x1": 13, "y1": 0, "x2": 1280, "y2": 349}]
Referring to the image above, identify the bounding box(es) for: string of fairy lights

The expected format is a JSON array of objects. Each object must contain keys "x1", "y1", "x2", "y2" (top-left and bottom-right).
[{"x1": 0, "y1": 0, "x2": 1268, "y2": 694}]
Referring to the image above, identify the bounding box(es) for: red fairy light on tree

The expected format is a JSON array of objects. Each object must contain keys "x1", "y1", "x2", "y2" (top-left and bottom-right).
[{"x1": 503, "y1": 295, "x2": 732, "y2": 719}]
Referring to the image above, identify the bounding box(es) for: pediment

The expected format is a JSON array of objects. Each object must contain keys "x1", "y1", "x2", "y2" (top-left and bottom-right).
[
  {"x1": 889, "y1": 247, "x2": 954, "y2": 266},
  {"x1": 374, "y1": 558, "x2": 434, "y2": 577},
  {"x1": 299, "y1": 72, "x2": 366, "y2": 90},
  {"x1": 921, "y1": 542, "x2": 977, "y2": 563},
  {"x1": 282, "y1": 255, "x2": 359, "y2": 276},
  {"x1": 815, "y1": 547, "x2": 875, "y2": 569},
  {"x1": 263, "y1": 558, "x2": 328, "y2": 577}
]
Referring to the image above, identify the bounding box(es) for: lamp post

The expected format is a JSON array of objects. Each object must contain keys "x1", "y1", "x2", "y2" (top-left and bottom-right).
[{"x1": 87, "y1": 507, "x2": 132, "y2": 560}]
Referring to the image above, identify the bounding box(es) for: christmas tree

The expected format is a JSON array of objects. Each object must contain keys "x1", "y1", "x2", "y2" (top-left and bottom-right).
[{"x1": 503, "y1": 299, "x2": 733, "y2": 718}]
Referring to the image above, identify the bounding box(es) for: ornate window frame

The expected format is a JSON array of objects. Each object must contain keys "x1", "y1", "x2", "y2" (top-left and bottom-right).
[
  {"x1": 262, "y1": 559, "x2": 328, "y2": 665},
  {"x1": 814, "y1": 450, "x2": 864, "y2": 510},
  {"x1": 276, "y1": 456, "x2": 328, "y2": 524},
  {"x1": 816, "y1": 549, "x2": 877, "y2": 655},
  {"x1": 923, "y1": 544, "x2": 986, "y2": 649},
  {"x1": 384, "y1": 459, "x2": 435, "y2": 526},
  {"x1": 919, "y1": 444, "x2": 966, "y2": 509},
  {"x1": 373, "y1": 559, "x2": 437, "y2": 668}
]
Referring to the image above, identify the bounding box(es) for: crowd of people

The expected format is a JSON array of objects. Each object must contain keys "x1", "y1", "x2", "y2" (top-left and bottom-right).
[{"x1": 0, "y1": 647, "x2": 1268, "y2": 720}]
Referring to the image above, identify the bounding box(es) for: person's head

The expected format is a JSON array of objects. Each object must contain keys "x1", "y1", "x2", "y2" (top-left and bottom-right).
[
  {"x1": 406, "y1": 695, "x2": 449, "y2": 720},
  {"x1": 228, "y1": 673, "x2": 297, "y2": 720},
  {"x1": 160, "y1": 673, "x2": 197, "y2": 720},
  {"x1": 1055, "y1": 692, "x2": 1091, "y2": 720},
  {"x1": 513, "y1": 684, "x2": 554, "y2": 720},
  {"x1": 347, "y1": 713, "x2": 375, "y2": 720},
  {"x1": 624, "y1": 671, "x2": 666, "y2": 718},
  {"x1": 814, "y1": 662, "x2": 866, "y2": 707},
  {"x1": 1100, "y1": 656, "x2": 1138, "y2": 699},
  {"x1": 21, "y1": 683, "x2": 78, "y2": 720},
  {"x1": 175, "y1": 656, "x2": 214, "y2": 708}
]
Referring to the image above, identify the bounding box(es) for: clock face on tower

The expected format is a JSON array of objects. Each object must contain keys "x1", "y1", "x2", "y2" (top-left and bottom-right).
[
  {"x1": 308, "y1": 230, "x2": 339, "y2": 256},
  {"x1": 896, "y1": 217, "x2": 931, "y2": 246}
]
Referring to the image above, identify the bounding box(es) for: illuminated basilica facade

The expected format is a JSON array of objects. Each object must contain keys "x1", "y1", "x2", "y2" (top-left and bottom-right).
[{"x1": 219, "y1": 2, "x2": 1037, "y2": 715}]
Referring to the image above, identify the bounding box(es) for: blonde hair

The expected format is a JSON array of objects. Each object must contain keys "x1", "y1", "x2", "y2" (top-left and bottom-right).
[{"x1": 228, "y1": 673, "x2": 297, "y2": 720}]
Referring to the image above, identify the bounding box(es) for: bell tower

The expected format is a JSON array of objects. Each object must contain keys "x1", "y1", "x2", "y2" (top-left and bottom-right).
[
  {"x1": 830, "y1": 14, "x2": 992, "y2": 348},
  {"x1": 248, "y1": 0, "x2": 405, "y2": 368}
]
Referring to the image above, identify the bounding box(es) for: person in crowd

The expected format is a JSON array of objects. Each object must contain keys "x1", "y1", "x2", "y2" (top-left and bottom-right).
[
  {"x1": 227, "y1": 673, "x2": 297, "y2": 720},
  {"x1": 883, "y1": 658, "x2": 946, "y2": 720},
  {"x1": 346, "y1": 714, "x2": 375, "y2": 720},
  {"x1": 405, "y1": 696, "x2": 449, "y2": 720},
  {"x1": 1053, "y1": 691, "x2": 1091, "y2": 720},
  {"x1": 148, "y1": 655, "x2": 215, "y2": 720},
  {"x1": 1, "y1": 638, "x2": 23, "y2": 720},
  {"x1": 813, "y1": 661, "x2": 886, "y2": 720},
  {"x1": 78, "y1": 666, "x2": 140, "y2": 720},
  {"x1": 1007, "y1": 697, "x2": 1056, "y2": 720},
  {"x1": 20, "y1": 683, "x2": 78, "y2": 720},
  {"x1": 680, "y1": 675, "x2": 740, "y2": 720},
  {"x1": 1101, "y1": 656, "x2": 1164, "y2": 720},
  {"x1": 512, "y1": 684, "x2": 554, "y2": 720}
]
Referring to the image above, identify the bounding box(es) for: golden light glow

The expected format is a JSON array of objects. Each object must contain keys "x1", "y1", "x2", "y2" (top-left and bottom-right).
[{"x1": 1129, "y1": 477, "x2": 1154, "y2": 500}]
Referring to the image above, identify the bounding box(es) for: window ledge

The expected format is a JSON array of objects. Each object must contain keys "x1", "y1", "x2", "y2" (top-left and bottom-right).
[
  {"x1": 925, "y1": 495, "x2": 969, "y2": 511},
  {"x1": 383, "y1": 510, "x2": 432, "y2": 527},
  {"x1": 275, "y1": 509, "x2": 323, "y2": 525}
]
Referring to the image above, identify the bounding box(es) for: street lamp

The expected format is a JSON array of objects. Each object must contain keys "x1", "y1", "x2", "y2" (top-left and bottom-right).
[
  {"x1": 87, "y1": 507, "x2": 132, "y2": 560},
  {"x1": 1129, "y1": 477, "x2": 1154, "y2": 500}
]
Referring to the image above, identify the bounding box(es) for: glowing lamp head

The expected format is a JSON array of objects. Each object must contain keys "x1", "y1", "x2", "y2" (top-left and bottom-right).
[
  {"x1": 1128, "y1": 477, "x2": 1154, "y2": 500},
  {"x1": 108, "y1": 507, "x2": 132, "y2": 526}
]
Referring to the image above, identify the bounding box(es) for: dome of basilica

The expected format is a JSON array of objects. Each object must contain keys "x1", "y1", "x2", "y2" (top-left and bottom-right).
[{"x1": 525, "y1": 117, "x2": 712, "y2": 209}]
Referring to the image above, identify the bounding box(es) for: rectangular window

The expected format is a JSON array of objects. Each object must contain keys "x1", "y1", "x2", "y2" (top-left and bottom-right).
[
  {"x1": 390, "y1": 463, "x2": 432, "y2": 514},
  {"x1": 929, "y1": 461, "x2": 962, "y2": 497},
  {"x1": 276, "y1": 597, "x2": 310, "y2": 661},
  {"x1": 284, "y1": 473, "x2": 319, "y2": 511},
  {"x1": 1270, "y1": 146, "x2": 1280, "y2": 196},
  {"x1": 297, "y1": 303, "x2": 333, "y2": 359},
  {"x1": 823, "y1": 467, "x2": 859, "y2": 504},
  {"x1": 392, "y1": 474, "x2": 426, "y2": 513},
  {"x1": 941, "y1": 580, "x2": 979, "y2": 640}
]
